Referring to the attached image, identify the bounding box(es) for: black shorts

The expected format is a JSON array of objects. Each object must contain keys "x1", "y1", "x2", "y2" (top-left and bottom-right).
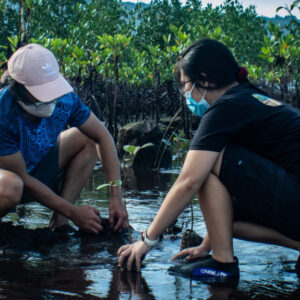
[
  {"x1": 219, "y1": 144, "x2": 300, "y2": 242},
  {"x1": 21, "y1": 141, "x2": 63, "y2": 204}
]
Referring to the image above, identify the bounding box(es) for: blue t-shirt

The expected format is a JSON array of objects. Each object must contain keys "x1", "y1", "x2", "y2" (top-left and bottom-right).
[{"x1": 0, "y1": 87, "x2": 90, "y2": 172}]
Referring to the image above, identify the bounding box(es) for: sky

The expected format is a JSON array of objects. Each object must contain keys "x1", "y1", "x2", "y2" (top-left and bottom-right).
[{"x1": 123, "y1": 0, "x2": 300, "y2": 18}]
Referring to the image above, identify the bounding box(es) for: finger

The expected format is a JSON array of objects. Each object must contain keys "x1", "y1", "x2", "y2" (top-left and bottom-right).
[
  {"x1": 91, "y1": 211, "x2": 101, "y2": 225},
  {"x1": 88, "y1": 226, "x2": 99, "y2": 234},
  {"x1": 113, "y1": 216, "x2": 125, "y2": 231},
  {"x1": 135, "y1": 256, "x2": 141, "y2": 272},
  {"x1": 186, "y1": 254, "x2": 195, "y2": 261},
  {"x1": 118, "y1": 219, "x2": 129, "y2": 233},
  {"x1": 109, "y1": 213, "x2": 114, "y2": 229},
  {"x1": 92, "y1": 207, "x2": 100, "y2": 217},
  {"x1": 87, "y1": 222, "x2": 103, "y2": 234},
  {"x1": 170, "y1": 249, "x2": 191, "y2": 261},
  {"x1": 118, "y1": 251, "x2": 127, "y2": 267},
  {"x1": 93, "y1": 222, "x2": 103, "y2": 233},
  {"x1": 92, "y1": 216, "x2": 102, "y2": 226},
  {"x1": 119, "y1": 248, "x2": 132, "y2": 268},
  {"x1": 117, "y1": 244, "x2": 130, "y2": 256},
  {"x1": 127, "y1": 253, "x2": 135, "y2": 271}
]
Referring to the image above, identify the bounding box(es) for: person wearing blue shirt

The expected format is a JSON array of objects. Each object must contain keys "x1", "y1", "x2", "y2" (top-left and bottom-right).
[{"x1": 0, "y1": 43, "x2": 128, "y2": 234}]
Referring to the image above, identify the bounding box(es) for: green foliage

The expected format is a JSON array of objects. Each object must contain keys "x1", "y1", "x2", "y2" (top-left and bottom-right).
[
  {"x1": 171, "y1": 130, "x2": 191, "y2": 163},
  {"x1": 0, "y1": 0, "x2": 298, "y2": 111},
  {"x1": 277, "y1": 0, "x2": 300, "y2": 29},
  {"x1": 97, "y1": 34, "x2": 132, "y2": 82},
  {"x1": 7, "y1": 35, "x2": 19, "y2": 52},
  {"x1": 258, "y1": 20, "x2": 300, "y2": 104}
]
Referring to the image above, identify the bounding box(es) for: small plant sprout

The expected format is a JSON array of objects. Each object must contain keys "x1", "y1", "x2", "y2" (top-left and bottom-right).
[
  {"x1": 121, "y1": 143, "x2": 154, "y2": 243},
  {"x1": 123, "y1": 143, "x2": 154, "y2": 166}
]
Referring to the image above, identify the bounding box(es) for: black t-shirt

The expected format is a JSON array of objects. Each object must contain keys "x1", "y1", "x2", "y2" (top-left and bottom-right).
[{"x1": 190, "y1": 83, "x2": 300, "y2": 177}]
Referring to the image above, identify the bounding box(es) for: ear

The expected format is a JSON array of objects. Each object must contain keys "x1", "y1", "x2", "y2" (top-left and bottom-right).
[{"x1": 198, "y1": 73, "x2": 209, "y2": 88}]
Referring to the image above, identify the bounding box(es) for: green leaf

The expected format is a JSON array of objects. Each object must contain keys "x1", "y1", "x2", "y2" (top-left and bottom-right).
[
  {"x1": 123, "y1": 145, "x2": 136, "y2": 154},
  {"x1": 109, "y1": 179, "x2": 122, "y2": 187},
  {"x1": 96, "y1": 183, "x2": 110, "y2": 190},
  {"x1": 172, "y1": 46, "x2": 178, "y2": 53},
  {"x1": 276, "y1": 6, "x2": 284, "y2": 12},
  {"x1": 291, "y1": 1, "x2": 299, "y2": 10},
  {"x1": 140, "y1": 143, "x2": 154, "y2": 149},
  {"x1": 162, "y1": 139, "x2": 172, "y2": 146},
  {"x1": 133, "y1": 146, "x2": 141, "y2": 156}
]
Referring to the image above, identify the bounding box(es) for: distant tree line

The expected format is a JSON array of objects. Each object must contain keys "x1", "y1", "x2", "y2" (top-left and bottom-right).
[{"x1": 0, "y1": 0, "x2": 299, "y2": 139}]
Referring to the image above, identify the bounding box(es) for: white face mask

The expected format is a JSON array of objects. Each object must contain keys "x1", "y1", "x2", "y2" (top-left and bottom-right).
[{"x1": 18, "y1": 100, "x2": 57, "y2": 118}]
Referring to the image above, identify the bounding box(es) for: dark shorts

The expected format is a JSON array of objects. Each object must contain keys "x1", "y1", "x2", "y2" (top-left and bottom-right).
[
  {"x1": 21, "y1": 141, "x2": 63, "y2": 204},
  {"x1": 219, "y1": 144, "x2": 300, "y2": 242}
]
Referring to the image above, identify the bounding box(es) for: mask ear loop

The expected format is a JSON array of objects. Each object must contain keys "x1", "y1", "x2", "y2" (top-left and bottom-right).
[{"x1": 201, "y1": 89, "x2": 207, "y2": 101}]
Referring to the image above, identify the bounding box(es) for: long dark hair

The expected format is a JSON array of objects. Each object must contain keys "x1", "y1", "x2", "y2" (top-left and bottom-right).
[
  {"x1": 175, "y1": 39, "x2": 266, "y2": 94},
  {"x1": 4, "y1": 75, "x2": 31, "y2": 103}
]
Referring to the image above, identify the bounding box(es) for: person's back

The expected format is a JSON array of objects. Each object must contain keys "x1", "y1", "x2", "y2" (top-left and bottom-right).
[{"x1": 191, "y1": 82, "x2": 300, "y2": 176}]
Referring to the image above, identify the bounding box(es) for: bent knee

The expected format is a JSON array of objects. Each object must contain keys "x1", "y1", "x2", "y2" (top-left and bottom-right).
[
  {"x1": 0, "y1": 170, "x2": 23, "y2": 209},
  {"x1": 60, "y1": 128, "x2": 97, "y2": 154}
]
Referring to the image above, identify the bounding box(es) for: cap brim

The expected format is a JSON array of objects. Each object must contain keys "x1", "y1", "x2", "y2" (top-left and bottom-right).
[{"x1": 25, "y1": 74, "x2": 73, "y2": 102}]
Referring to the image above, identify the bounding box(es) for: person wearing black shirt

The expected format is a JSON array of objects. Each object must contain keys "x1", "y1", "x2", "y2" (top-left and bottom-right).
[{"x1": 118, "y1": 39, "x2": 300, "y2": 283}]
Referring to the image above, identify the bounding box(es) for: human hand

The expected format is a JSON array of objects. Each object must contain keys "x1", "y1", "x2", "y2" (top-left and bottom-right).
[
  {"x1": 71, "y1": 206, "x2": 103, "y2": 234},
  {"x1": 109, "y1": 196, "x2": 129, "y2": 232},
  {"x1": 118, "y1": 240, "x2": 151, "y2": 272},
  {"x1": 171, "y1": 245, "x2": 210, "y2": 261}
]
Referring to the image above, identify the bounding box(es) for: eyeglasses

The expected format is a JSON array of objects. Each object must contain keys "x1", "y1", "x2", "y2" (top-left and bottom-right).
[
  {"x1": 178, "y1": 80, "x2": 195, "y2": 96},
  {"x1": 178, "y1": 80, "x2": 193, "y2": 96}
]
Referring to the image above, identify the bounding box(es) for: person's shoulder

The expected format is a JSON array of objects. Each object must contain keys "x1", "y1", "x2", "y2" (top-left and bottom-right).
[
  {"x1": 59, "y1": 91, "x2": 76, "y2": 101},
  {"x1": 220, "y1": 83, "x2": 252, "y2": 100},
  {"x1": 0, "y1": 87, "x2": 16, "y2": 116},
  {"x1": 215, "y1": 84, "x2": 263, "y2": 109},
  {"x1": 0, "y1": 86, "x2": 12, "y2": 100},
  {"x1": 59, "y1": 91, "x2": 83, "y2": 104}
]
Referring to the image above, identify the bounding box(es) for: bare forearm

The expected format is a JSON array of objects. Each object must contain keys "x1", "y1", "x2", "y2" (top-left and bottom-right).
[
  {"x1": 147, "y1": 179, "x2": 198, "y2": 240},
  {"x1": 96, "y1": 134, "x2": 122, "y2": 198},
  {"x1": 23, "y1": 175, "x2": 75, "y2": 219},
  {"x1": 78, "y1": 113, "x2": 122, "y2": 199}
]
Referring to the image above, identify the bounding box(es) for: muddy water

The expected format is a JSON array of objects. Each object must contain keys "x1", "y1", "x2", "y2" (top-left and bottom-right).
[{"x1": 1, "y1": 167, "x2": 300, "y2": 300}]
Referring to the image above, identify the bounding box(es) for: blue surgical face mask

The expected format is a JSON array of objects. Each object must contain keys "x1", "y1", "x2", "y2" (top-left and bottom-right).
[{"x1": 185, "y1": 83, "x2": 210, "y2": 117}]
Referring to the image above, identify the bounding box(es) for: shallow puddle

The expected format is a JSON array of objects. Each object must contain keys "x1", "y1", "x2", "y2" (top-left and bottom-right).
[{"x1": 1, "y1": 167, "x2": 300, "y2": 299}]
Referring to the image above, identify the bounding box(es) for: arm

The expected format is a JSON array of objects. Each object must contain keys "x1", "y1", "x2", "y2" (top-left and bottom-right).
[
  {"x1": 0, "y1": 152, "x2": 102, "y2": 233},
  {"x1": 78, "y1": 112, "x2": 128, "y2": 231},
  {"x1": 118, "y1": 149, "x2": 220, "y2": 271}
]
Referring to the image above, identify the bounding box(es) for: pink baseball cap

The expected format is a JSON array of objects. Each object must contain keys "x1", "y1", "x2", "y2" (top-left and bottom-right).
[{"x1": 7, "y1": 43, "x2": 73, "y2": 102}]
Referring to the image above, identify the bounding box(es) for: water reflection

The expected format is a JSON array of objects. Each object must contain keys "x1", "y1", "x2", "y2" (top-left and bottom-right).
[
  {"x1": 0, "y1": 259, "x2": 94, "y2": 299},
  {"x1": 108, "y1": 270, "x2": 155, "y2": 299},
  {"x1": 0, "y1": 259, "x2": 155, "y2": 299},
  {"x1": 1, "y1": 167, "x2": 300, "y2": 299}
]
